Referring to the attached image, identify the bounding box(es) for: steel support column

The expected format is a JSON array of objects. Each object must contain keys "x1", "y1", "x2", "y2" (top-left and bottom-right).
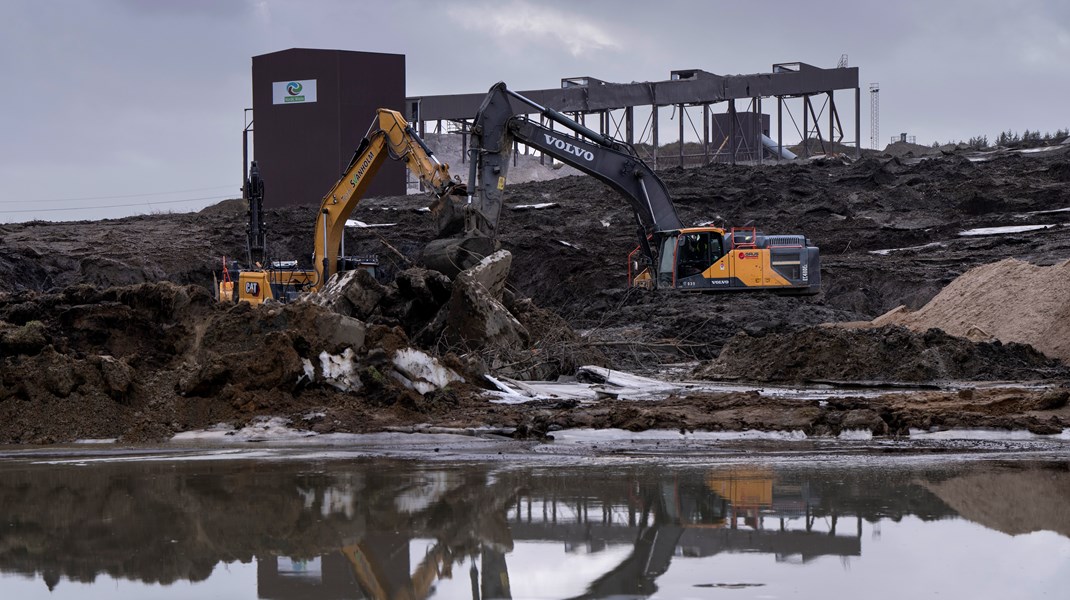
[
  {"x1": 802, "y1": 95, "x2": 810, "y2": 158},
  {"x1": 652, "y1": 105, "x2": 659, "y2": 169},
  {"x1": 755, "y1": 97, "x2": 762, "y2": 165},
  {"x1": 703, "y1": 103, "x2": 710, "y2": 165},
  {"x1": 854, "y1": 87, "x2": 861, "y2": 158},
  {"x1": 678, "y1": 104, "x2": 685, "y2": 167},
  {"x1": 777, "y1": 96, "x2": 783, "y2": 162},
  {"x1": 729, "y1": 100, "x2": 736, "y2": 165},
  {"x1": 829, "y1": 91, "x2": 835, "y2": 154}
]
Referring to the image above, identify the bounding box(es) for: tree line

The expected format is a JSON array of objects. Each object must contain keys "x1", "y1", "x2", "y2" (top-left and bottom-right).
[{"x1": 932, "y1": 128, "x2": 1070, "y2": 150}]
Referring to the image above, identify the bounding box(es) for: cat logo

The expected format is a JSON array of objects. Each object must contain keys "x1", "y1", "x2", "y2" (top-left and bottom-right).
[{"x1": 245, "y1": 281, "x2": 261, "y2": 297}]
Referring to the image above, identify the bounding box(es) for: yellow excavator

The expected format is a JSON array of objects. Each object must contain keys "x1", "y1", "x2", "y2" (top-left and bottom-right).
[{"x1": 219, "y1": 109, "x2": 463, "y2": 305}]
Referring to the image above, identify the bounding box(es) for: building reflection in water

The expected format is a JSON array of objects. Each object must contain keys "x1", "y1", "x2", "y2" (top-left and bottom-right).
[{"x1": 0, "y1": 457, "x2": 1066, "y2": 599}]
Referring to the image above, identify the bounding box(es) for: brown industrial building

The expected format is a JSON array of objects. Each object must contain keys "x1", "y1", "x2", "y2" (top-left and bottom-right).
[{"x1": 251, "y1": 48, "x2": 406, "y2": 208}]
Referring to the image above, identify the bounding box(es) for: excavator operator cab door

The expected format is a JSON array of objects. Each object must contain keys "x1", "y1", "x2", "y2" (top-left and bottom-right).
[{"x1": 672, "y1": 231, "x2": 725, "y2": 289}]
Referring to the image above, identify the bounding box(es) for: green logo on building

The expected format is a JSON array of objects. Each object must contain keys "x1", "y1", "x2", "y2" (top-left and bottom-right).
[{"x1": 285, "y1": 81, "x2": 305, "y2": 103}]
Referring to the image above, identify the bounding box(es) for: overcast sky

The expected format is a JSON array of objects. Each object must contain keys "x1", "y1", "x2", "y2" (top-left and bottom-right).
[{"x1": 2, "y1": 0, "x2": 1068, "y2": 223}]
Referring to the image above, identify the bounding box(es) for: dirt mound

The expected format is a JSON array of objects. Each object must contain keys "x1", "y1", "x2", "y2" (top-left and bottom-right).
[
  {"x1": 0, "y1": 281, "x2": 472, "y2": 443},
  {"x1": 695, "y1": 325, "x2": 1067, "y2": 383},
  {"x1": 876, "y1": 258, "x2": 1070, "y2": 364},
  {"x1": 0, "y1": 248, "x2": 605, "y2": 443}
]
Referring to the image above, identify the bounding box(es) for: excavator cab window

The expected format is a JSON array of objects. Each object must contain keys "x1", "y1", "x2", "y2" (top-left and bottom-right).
[
  {"x1": 657, "y1": 235, "x2": 677, "y2": 287},
  {"x1": 677, "y1": 232, "x2": 713, "y2": 279}
]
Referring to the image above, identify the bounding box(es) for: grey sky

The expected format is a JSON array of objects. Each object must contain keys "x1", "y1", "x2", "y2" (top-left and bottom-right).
[{"x1": 1, "y1": 0, "x2": 1067, "y2": 223}]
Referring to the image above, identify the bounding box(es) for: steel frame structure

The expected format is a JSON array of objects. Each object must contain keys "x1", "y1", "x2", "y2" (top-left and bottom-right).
[{"x1": 407, "y1": 62, "x2": 860, "y2": 167}]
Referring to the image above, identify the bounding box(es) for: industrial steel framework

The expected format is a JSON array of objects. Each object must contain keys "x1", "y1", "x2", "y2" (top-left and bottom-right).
[{"x1": 406, "y1": 62, "x2": 861, "y2": 168}]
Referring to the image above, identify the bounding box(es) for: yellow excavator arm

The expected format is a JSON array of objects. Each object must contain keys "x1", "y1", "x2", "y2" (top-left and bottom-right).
[
  {"x1": 221, "y1": 109, "x2": 460, "y2": 305},
  {"x1": 313, "y1": 109, "x2": 461, "y2": 290}
]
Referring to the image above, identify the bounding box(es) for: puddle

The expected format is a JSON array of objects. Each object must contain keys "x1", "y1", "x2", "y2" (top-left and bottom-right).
[{"x1": 0, "y1": 450, "x2": 1067, "y2": 598}]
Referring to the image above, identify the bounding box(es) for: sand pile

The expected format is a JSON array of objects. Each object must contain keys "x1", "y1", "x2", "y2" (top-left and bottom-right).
[{"x1": 876, "y1": 258, "x2": 1070, "y2": 364}]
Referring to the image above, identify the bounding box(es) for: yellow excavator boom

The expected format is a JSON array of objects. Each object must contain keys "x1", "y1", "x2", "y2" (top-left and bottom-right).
[
  {"x1": 222, "y1": 109, "x2": 460, "y2": 305},
  {"x1": 312, "y1": 109, "x2": 460, "y2": 290}
]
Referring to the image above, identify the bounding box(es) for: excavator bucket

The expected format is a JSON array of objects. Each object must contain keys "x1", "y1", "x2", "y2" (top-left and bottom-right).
[
  {"x1": 420, "y1": 235, "x2": 500, "y2": 278},
  {"x1": 423, "y1": 190, "x2": 500, "y2": 276},
  {"x1": 428, "y1": 194, "x2": 467, "y2": 238}
]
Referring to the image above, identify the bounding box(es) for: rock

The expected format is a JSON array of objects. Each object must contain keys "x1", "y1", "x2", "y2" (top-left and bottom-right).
[
  {"x1": 39, "y1": 348, "x2": 81, "y2": 398},
  {"x1": 311, "y1": 269, "x2": 387, "y2": 320},
  {"x1": 441, "y1": 276, "x2": 528, "y2": 350},
  {"x1": 314, "y1": 312, "x2": 366, "y2": 353},
  {"x1": 0, "y1": 320, "x2": 49, "y2": 355},
  {"x1": 396, "y1": 268, "x2": 452, "y2": 306},
  {"x1": 840, "y1": 409, "x2": 888, "y2": 435},
  {"x1": 95, "y1": 355, "x2": 135, "y2": 401},
  {"x1": 457, "y1": 250, "x2": 512, "y2": 300}
]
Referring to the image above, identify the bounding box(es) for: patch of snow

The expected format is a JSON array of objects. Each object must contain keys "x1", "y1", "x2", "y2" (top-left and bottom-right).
[
  {"x1": 869, "y1": 241, "x2": 945, "y2": 256},
  {"x1": 392, "y1": 348, "x2": 464, "y2": 395},
  {"x1": 958, "y1": 224, "x2": 1053, "y2": 236},
  {"x1": 557, "y1": 240, "x2": 578, "y2": 248},
  {"x1": 72, "y1": 438, "x2": 118, "y2": 444},
  {"x1": 578, "y1": 366, "x2": 680, "y2": 395},
  {"x1": 1018, "y1": 146, "x2": 1063, "y2": 154},
  {"x1": 909, "y1": 428, "x2": 1064, "y2": 441},
  {"x1": 171, "y1": 417, "x2": 315, "y2": 443},
  {"x1": 546, "y1": 428, "x2": 809, "y2": 444},
  {"x1": 320, "y1": 348, "x2": 362, "y2": 392},
  {"x1": 1016, "y1": 206, "x2": 1070, "y2": 217},
  {"x1": 488, "y1": 365, "x2": 922, "y2": 404},
  {"x1": 838, "y1": 429, "x2": 873, "y2": 440},
  {"x1": 510, "y1": 203, "x2": 559, "y2": 210},
  {"x1": 345, "y1": 219, "x2": 397, "y2": 228}
]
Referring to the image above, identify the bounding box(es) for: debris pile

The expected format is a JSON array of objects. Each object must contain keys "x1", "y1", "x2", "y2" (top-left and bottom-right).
[{"x1": 0, "y1": 250, "x2": 602, "y2": 443}]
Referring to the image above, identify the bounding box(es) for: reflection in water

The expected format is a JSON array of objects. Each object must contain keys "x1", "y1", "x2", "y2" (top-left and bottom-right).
[{"x1": 0, "y1": 455, "x2": 1067, "y2": 599}]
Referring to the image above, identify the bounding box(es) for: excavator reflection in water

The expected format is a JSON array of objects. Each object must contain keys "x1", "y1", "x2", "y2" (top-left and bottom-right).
[{"x1": 257, "y1": 468, "x2": 862, "y2": 600}]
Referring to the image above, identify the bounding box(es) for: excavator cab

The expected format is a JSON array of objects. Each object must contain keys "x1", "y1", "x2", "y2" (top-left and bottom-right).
[{"x1": 632, "y1": 226, "x2": 820, "y2": 294}]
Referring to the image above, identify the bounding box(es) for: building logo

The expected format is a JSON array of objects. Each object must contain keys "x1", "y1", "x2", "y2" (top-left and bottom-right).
[{"x1": 272, "y1": 79, "x2": 318, "y2": 105}]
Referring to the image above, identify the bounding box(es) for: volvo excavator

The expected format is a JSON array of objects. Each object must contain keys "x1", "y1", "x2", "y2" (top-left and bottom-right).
[
  {"x1": 220, "y1": 108, "x2": 463, "y2": 305},
  {"x1": 426, "y1": 82, "x2": 820, "y2": 295}
]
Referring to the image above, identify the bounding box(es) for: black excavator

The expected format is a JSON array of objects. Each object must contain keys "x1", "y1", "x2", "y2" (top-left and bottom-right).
[{"x1": 424, "y1": 82, "x2": 820, "y2": 294}]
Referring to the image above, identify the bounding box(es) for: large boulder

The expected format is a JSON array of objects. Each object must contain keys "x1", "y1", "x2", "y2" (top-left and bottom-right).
[
  {"x1": 457, "y1": 250, "x2": 512, "y2": 300},
  {"x1": 441, "y1": 275, "x2": 528, "y2": 351},
  {"x1": 310, "y1": 269, "x2": 388, "y2": 320}
]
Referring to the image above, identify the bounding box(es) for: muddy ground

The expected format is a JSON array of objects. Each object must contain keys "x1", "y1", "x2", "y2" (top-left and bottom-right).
[{"x1": 2, "y1": 143, "x2": 1070, "y2": 443}]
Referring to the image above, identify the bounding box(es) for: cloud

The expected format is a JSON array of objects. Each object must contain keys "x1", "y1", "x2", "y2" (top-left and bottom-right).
[
  {"x1": 113, "y1": 0, "x2": 255, "y2": 18},
  {"x1": 445, "y1": 0, "x2": 620, "y2": 57}
]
